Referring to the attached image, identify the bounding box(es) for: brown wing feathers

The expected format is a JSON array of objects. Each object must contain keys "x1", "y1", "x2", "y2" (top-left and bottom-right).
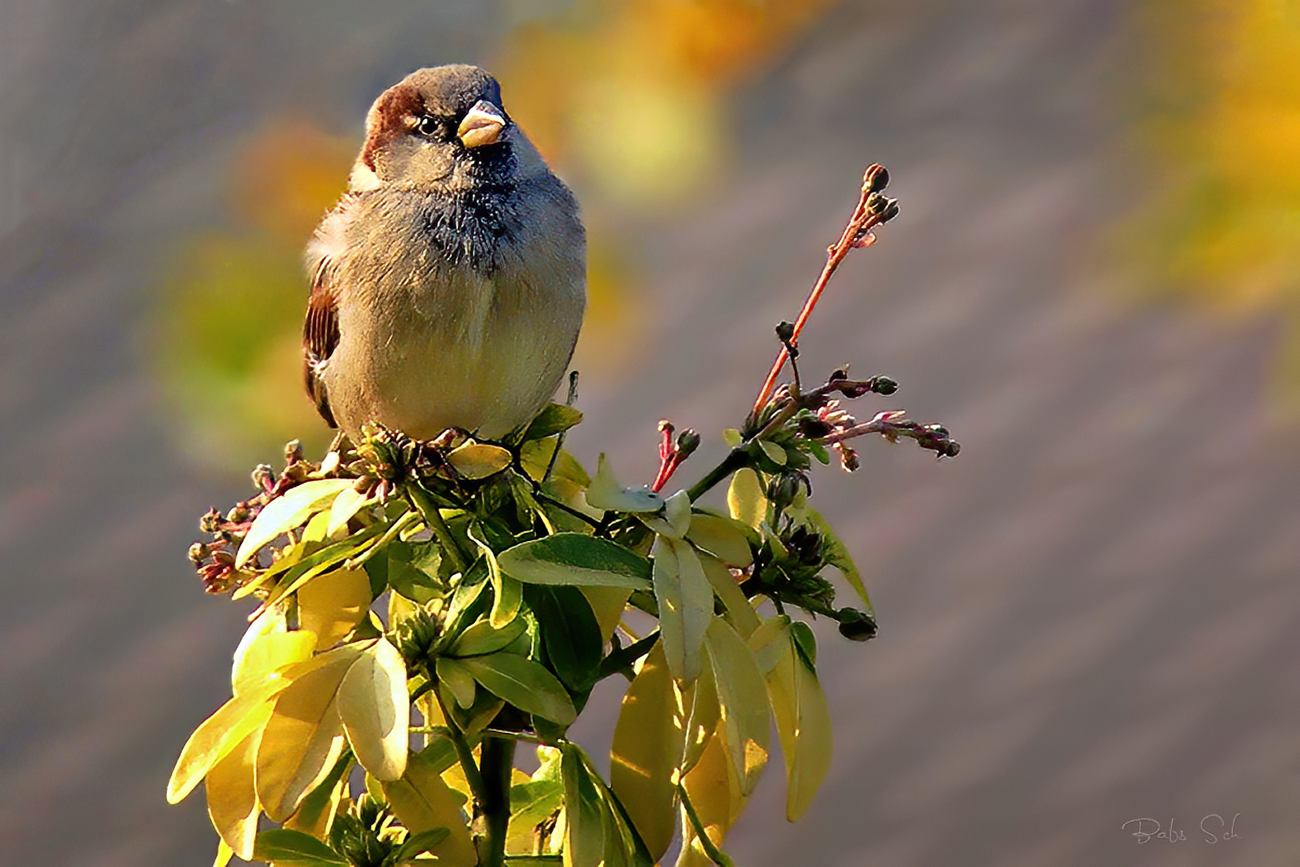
[{"x1": 303, "y1": 262, "x2": 340, "y2": 429}]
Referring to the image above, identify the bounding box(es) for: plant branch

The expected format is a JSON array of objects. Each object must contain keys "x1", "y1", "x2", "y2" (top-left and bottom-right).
[
  {"x1": 431, "y1": 687, "x2": 488, "y2": 807},
  {"x1": 679, "y1": 786, "x2": 735, "y2": 867},
  {"x1": 685, "y1": 448, "x2": 750, "y2": 502},
  {"x1": 479, "y1": 734, "x2": 517, "y2": 867},
  {"x1": 751, "y1": 165, "x2": 896, "y2": 418},
  {"x1": 407, "y1": 485, "x2": 470, "y2": 572}
]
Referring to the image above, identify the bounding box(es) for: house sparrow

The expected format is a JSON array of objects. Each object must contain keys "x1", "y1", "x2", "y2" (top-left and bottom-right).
[{"x1": 303, "y1": 65, "x2": 585, "y2": 444}]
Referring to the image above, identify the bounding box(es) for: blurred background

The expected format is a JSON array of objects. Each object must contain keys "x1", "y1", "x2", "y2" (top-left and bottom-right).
[{"x1": 3, "y1": 0, "x2": 1299, "y2": 864}]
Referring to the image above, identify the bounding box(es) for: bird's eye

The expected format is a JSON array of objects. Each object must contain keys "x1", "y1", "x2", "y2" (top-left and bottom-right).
[{"x1": 415, "y1": 115, "x2": 443, "y2": 138}]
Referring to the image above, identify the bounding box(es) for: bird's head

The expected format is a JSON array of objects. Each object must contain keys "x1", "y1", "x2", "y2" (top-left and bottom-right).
[{"x1": 352, "y1": 65, "x2": 525, "y2": 191}]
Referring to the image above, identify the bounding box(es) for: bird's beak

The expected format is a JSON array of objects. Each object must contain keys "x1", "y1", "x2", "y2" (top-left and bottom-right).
[{"x1": 458, "y1": 100, "x2": 506, "y2": 148}]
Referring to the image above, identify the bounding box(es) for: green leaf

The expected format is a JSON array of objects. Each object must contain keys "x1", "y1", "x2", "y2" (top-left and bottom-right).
[
  {"x1": 523, "y1": 403, "x2": 585, "y2": 440},
  {"x1": 458, "y1": 652, "x2": 577, "y2": 725},
  {"x1": 498, "y1": 534, "x2": 652, "y2": 590},
  {"x1": 652, "y1": 537, "x2": 714, "y2": 683},
  {"x1": 251, "y1": 828, "x2": 346, "y2": 865},
  {"x1": 466, "y1": 523, "x2": 522, "y2": 629},
  {"x1": 563, "y1": 744, "x2": 654, "y2": 867},
  {"x1": 757, "y1": 440, "x2": 787, "y2": 467},
  {"x1": 236, "y1": 479, "x2": 356, "y2": 568},
  {"x1": 561, "y1": 745, "x2": 608, "y2": 867},
  {"x1": 789, "y1": 620, "x2": 817, "y2": 667},
  {"x1": 386, "y1": 540, "x2": 443, "y2": 604},
  {"x1": 450, "y1": 616, "x2": 529, "y2": 658},
  {"x1": 436, "y1": 658, "x2": 478, "y2": 708},
  {"x1": 529, "y1": 586, "x2": 603, "y2": 693},
  {"x1": 806, "y1": 509, "x2": 873, "y2": 612},
  {"x1": 507, "y1": 778, "x2": 565, "y2": 854}
]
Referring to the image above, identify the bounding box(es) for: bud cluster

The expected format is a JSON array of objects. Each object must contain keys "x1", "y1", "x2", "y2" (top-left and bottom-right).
[{"x1": 189, "y1": 440, "x2": 326, "y2": 593}]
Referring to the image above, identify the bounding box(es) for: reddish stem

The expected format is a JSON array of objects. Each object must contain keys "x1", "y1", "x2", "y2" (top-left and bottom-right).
[{"x1": 751, "y1": 167, "x2": 889, "y2": 416}]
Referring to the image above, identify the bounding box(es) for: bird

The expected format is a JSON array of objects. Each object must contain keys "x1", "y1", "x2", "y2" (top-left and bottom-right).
[{"x1": 302, "y1": 65, "x2": 585, "y2": 445}]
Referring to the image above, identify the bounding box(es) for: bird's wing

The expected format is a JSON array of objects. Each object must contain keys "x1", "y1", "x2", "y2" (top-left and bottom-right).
[{"x1": 303, "y1": 255, "x2": 340, "y2": 429}]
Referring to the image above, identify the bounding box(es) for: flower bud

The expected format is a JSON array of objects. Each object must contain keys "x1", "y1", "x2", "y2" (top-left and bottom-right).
[
  {"x1": 251, "y1": 464, "x2": 275, "y2": 492},
  {"x1": 199, "y1": 508, "x2": 222, "y2": 534},
  {"x1": 837, "y1": 607, "x2": 878, "y2": 641},
  {"x1": 675, "y1": 429, "x2": 701, "y2": 459},
  {"x1": 798, "y1": 416, "x2": 835, "y2": 439},
  {"x1": 869, "y1": 375, "x2": 898, "y2": 395},
  {"x1": 863, "y1": 164, "x2": 890, "y2": 194}
]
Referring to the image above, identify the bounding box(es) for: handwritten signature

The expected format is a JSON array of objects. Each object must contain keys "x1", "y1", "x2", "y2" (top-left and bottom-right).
[{"x1": 1121, "y1": 814, "x2": 1242, "y2": 844}]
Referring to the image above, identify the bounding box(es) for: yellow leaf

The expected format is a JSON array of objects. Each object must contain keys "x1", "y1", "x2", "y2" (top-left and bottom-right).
[
  {"x1": 578, "y1": 586, "x2": 632, "y2": 643},
  {"x1": 205, "y1": 728, "x2": 261, "y2": 860},
  {"x1": 704, "y1": 619, "x2": 770, "y2": 796},
  {"x1": 766, "y1": 632, "x2": 832, "y2": 820},
  {"x1": 446, "y1": 441, "x2": 512, "y2": 479},
  {"x1": 232, "y1": 631, "x2": 317, "y2": 697},
  {"x1": 298, "y1": 567, "x2": 372, "y2": 650},
  {"x1": 300, "y1": 508, "x2": 333, "y2": 545},
  {"x1": 652, "y1": 537, "x2": 714, "y2": 683},
  {"x1": 686, "y1": 512, "x2": 754, "y2": 568},
  {"x1": 381, "y1": 748, "x2": 476, "y2": 867},
  {"x1": 285, "y1": 775, "x2": 344, "y2": 840},
  {"x1": 169, "y1": 679, "x2": 285, "y2": 804},
  {"x1": 680, "y1": 665, "x2": 720, "y2": 775},
  {"x1": 338, "y1": 638, "x2": 409, "y2": 780},
  {"x1": 326, "y1": 486, "x2": 373, "y2": 537},
  {"x1": 609, "y1": 643, "x2": 682, "y2": 861},
  {"x1": 212, "y1": 840, "x2": 233, "y2": 867},
  {"x1": 171, "y1": 643, "x2": 373, "y2": 804},
  {"x1": 698, "y1": 553, "x2": 759, "y2": 639},
  {"x1": 255, "y1": 652, "x2": 353, "y2": 821},
  {"x1": 520, "y1": 439, "x2": 590, "y2": 488},
  {"x1": 726, "y1": 468, "x2": 766, "y2": 529},
  {"x1": 678, "y1": 724, "x2": 743, "y2": 867},
  {"x1": 236, "y1": 478, "x2": 355, "y2": 568}
]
